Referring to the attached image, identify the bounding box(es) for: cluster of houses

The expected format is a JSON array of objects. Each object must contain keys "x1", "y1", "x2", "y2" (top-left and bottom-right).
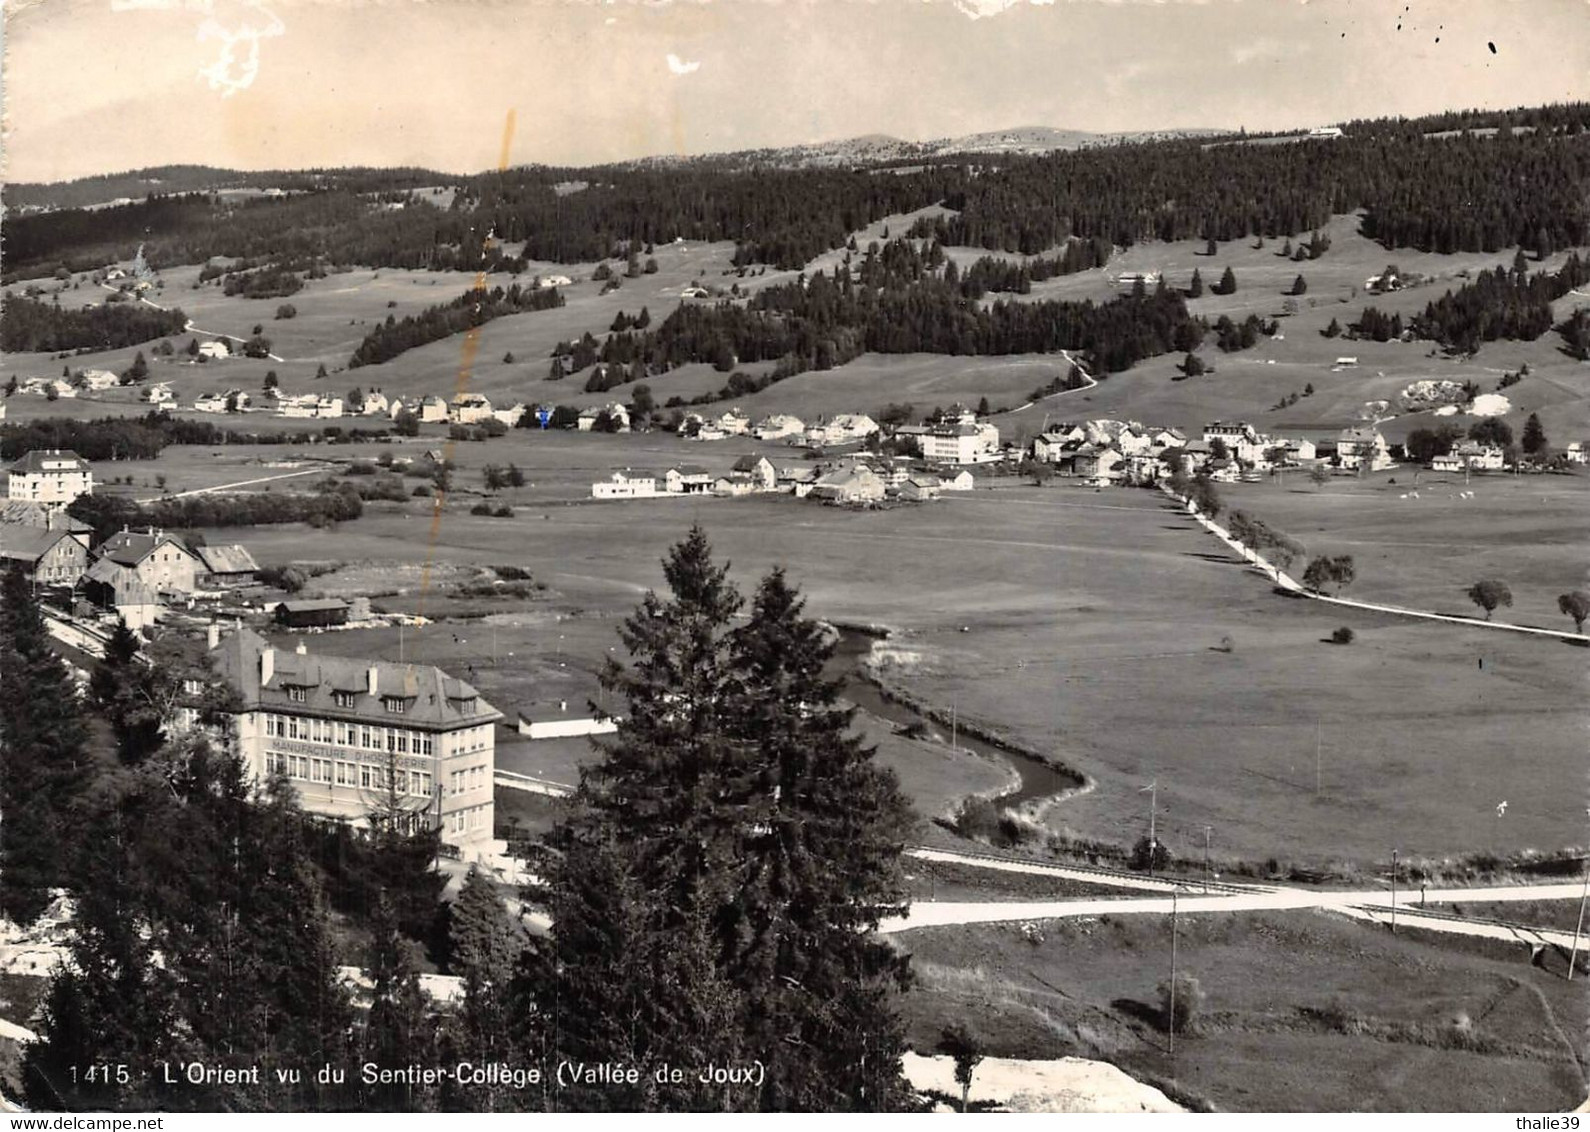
[
  {"x1": 1028, "y1": 420, "x2": 1395, "y2": 485},
  {"x1": 0, "y1": 449, "x2": 266, "y2": 628},
  {"x1": 593, "y1": 452, "x2": 975, "y2": 504},
  {"x1": 678, "y1": 409, "x2": 885, "y2": 447}
]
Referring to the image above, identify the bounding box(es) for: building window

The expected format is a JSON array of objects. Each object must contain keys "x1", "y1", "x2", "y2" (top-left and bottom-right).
[
  {"x1": 288, "y1": 687, "x2": 307, "y2": 703},
  {"x1": 384, "y1": 697, "x2": 406, "y2": 714},
  {"x1": 333, "y1": 691, "x2": 355, "y2": 709}
]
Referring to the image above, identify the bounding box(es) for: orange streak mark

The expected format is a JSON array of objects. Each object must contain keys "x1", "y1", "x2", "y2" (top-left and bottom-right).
[{"x1": 417, "y1": 109, "x2": 517, "y2": 616}]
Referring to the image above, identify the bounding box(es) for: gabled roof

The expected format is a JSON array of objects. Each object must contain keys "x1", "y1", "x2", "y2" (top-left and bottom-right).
[
  {"x1": 668, "y1": 464, "x2": 710, "y2": 477},
  {"x1": 97, "y1": 529, "x2": 198, "y2": 567},
  {"x1": 195, "y1": 544, "x2": 260, "y2": 575},
  {"x1": 731, "y1": 454, "x2": 771, "y2": 472},
  {"x1": 9, "y1": 449, "x2": 90, "y2": 475},
  {"x1": 0, "y1": 501, "x2": 92, "y2": 532},
  {"x1": 0, "y1": 526, "x2": 84, "y2": 565}
]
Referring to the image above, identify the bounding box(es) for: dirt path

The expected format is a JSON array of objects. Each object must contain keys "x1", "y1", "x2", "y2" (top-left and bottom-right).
[{"x1": 135, "y1": 466, "x2": 324, "y2": 503}]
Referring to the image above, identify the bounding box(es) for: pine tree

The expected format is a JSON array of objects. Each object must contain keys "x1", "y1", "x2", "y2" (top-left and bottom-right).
[
  {"x1": 447, "y1": 867, "x2": 521, "y2": 1109},
  {"x1": 1291, "y1": 274, "x2": 1307, "y2": 296},
  {"x1": 1521, "y1": 411, "x2": 1548, "y2": 456},
  {"x1": 362, "y1": 894, "x2": 441, "y2": 1111},
  {"x1": 88, "y1": 618, "x2": 171, "y2": 766},
  {"x1": 0, "y1": 566, "x2": 94, "y2": 924},
  {"x1": 1187, "y1": 269, "x2": 1203, "y2": 298},
  {"x1": 1216, "y1": 266, "x2": 1237, "y2": 295},
  {"x1": 721, "y1": 570, "x2": 915, "y2": 1110}
]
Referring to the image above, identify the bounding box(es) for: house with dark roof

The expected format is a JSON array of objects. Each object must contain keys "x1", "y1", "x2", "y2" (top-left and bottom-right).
[
  {"x1": 728, "y1": 454, "x2": 777, "y2": 491},
  {"x1": 95, "y1": 528, "x2": 203, "y2": 596},
  {"x1": 275, "y1": 599, "x2": 350, "y2": 628},
  {"x1": 205, "y1": 625, "x2": 502, "y2": 855},
  {"x1": 195, "y1": 544, "x2": 260, "y2": 587},
  {"x1": 0, "y1": 526, "x2": 89, "y2": 587},
  {"x1": 6, "y1": 449, "x2": 94, "y2": 509}
]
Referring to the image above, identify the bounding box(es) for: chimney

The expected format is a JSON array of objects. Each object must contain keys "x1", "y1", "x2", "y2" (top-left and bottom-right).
[
  {"x1": 207, "y1": 622, "x2": 219, "y2": 650},
  {"x1": 368, "y1": 665, "x2": 379, "y2": 697},
  {"x1": 260, "y1": 645, "x2": 275, "y2": 686},
  {"x1": 559, "y1": 699, "x2": 567, "y2": 713},
  {"x1": 295, "y1": 640, "x2": 307, "y2": 656}
]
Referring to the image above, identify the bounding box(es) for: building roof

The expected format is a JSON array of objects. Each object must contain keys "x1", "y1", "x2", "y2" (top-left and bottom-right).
[
  {"x1": 0, "y1": 526, "x2": 84, "y2": 565},
  {"x1": 669, "y1": 465, "x2": 709, "y2": 477},
  {"x1": 0, "y1": 501, "x2": 93, "y2": 532},
  {"x1": 277, "y1": 599, "x2": 349, "y2": 614},
  {"x1": 731, "y1": 454, "x2": 771, "y2": 472},
  {"x1": 83, "y1": 557, "x2": 159, "y2": 603},
  {"x1": 195, "y1": 544, "x2": 260, "y2": 575},
  {"x1": 9, "y1": 449, "x2": 90, "y2": 475},
  {"x1": 210, "y1": 626, "x2": 502, "y2": 730},
  {"x1": 97, "y1": 529, "x2": 197, "y2": 567}
]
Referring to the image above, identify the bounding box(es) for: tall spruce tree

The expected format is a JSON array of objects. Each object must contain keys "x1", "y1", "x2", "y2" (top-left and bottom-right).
[
  {"x1": 722, "y1": 570, "x2": 915, "y2": 1110},
  {"x1": 362, "y1": 894, "x2": 441, "y2": 1111},
  {"x1": 445, "y1": 866, "x2": 522, "y2": 1111},
  {"x1": 88, "y1": 618, "x2": 171, "y2": 766},
  {"x1": 0, "y1": 565, "x2": 93, "y2": 924},
  {"x1": 534, "y1": 531, "x2": 915, "y2": 1112}
]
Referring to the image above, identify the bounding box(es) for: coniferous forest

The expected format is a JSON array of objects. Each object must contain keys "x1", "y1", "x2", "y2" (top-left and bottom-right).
[
  {"x1": 1, "y1": 294, "x2": 188, "y2": 353},
  {"x1": 8, "y1": 105, "x2": 1590, "y2": 284}
]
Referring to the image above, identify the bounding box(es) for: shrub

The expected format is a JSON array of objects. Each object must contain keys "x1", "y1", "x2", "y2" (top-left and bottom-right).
[
  {"x1": 470, "y1": 502, "x2": 494, "y2": 516},
  {"x1": 952, "y1": 797, "x2": 1004, "y2": 841},
  {"x1": 411, "y1": 484, "x2": 432, "y2": 497},
  {"x1": 494, "y1": 564, "x2": 533, "y2": 581},
  {"x1": 493, "y1": 505, "x2": 514, "y2": 518},
  {"x1": 1158, "y1": 974, "x2": 1204, "y2": 1035},
  {"x1": 1130, "y1": 836, "x2": 1171, "y2": 872},
  {"x1": 1331, "y1": 626, "x2": 1355, "y2": 645},
  {"x1": 257, "y1": 565, "x2": 307, "y2": 593}
]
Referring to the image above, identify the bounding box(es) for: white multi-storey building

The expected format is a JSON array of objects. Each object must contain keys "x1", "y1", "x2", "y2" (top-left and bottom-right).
[
  {"x1": 6, "y1": 449, "x2": 94, "y2": 509},
  {"x1": 206, "y1": 625, "x2": 502, "y2": 857}
]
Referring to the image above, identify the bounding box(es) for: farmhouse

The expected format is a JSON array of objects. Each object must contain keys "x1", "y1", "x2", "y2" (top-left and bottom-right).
[
  {"x1": 206, "y1": 625, "x2": 500, "y2": 856},
  {"x1": 578, "y1": 403, "x2": 631, "y2": 433},
  {"x1": 1566, "y1": 441, "x2": 1587, "y2": 465},
  {"x1": 753, "y1": 414, "x2": 804, "y2": 441},
  {"x1": 275, "y1": 599, "x2": 351, "y2": 628},
  {"x1": 96, "y1": 528, "x2": 203, "y2": 596},
  {"x1": 419, "y1": 396, "x2": 450, "y2": 423},
  {"x1": 493, "y1": 403, "x2": 528, "y2": 428},
  {"x1": 778, "y1": 466, "x2": 820, "y2": 497},
  {"x1": 1432, "y1": 442, "x2": 1505, "y2": 472},
  {"x1": 729, "y1": 454, "x2": 777, "y2": 491},
  {"x1": 1336, "y1": 427, "x2": 1393, "y2": 472},
  {"x1": 7, "y1": 449, "x2": 95, "y2": 509},
  {"x1": 591, "y1": 469, "x2": 659, "y2": 499},
  {"x1": 197, "y1": 341, "x2": 230, "y2": 360},
  {"x1": 664, "y1": 466, "x2": 714, "y2": 494},
  {"x1": 361, "y1": 390, "x2": 390, "y2": 416},
  {"x1": 450, "y1": 393, "x2": 495, "y2": 424},
  {"x1": 79, "y1": 369, "x2": 119, "y2": 391},
  {"x1": 195, "y1": 544, "x2": 261, "y2": 587},
  {"x1": 899, "y1": 475, "x2": 942, "y2": 502},
  {"x1": 811, "y1": 463, "x2": 886, "y2": 504},
  {"x1": 0, "y1": 526, "x2": 90, "y2": 588},
  {"x1": 806, "y1": 415, "x2": 880, "y2": 446},
  {"x1": 538, "y1": 275, "x2": 572, "y2": 289},
  {"x1": 715, "y1": 409, "x2": 752, "y2": 436}
]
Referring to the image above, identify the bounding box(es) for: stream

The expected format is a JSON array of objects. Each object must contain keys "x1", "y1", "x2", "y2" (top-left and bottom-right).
[{"x1": 827, "y1": 628, "x2": 1083, "y2": 812}]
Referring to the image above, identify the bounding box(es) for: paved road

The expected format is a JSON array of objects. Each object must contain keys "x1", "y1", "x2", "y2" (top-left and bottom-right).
[{"x1": 887, "y1": 846, "x2": 1587, "y2": 951}]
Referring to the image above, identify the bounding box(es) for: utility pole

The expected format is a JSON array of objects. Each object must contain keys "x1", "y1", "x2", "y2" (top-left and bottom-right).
[
  {"x1": 1141, "y1": 780, "x2": 1158, "y2": 874},
  {"x1": 1168, "y1": 887, "x2": 1179, "y2": 1059},
  {"x1": 1571, "y1": 809, "x2": 1590, "y2": 981},
  {"x1": 1390, "y1": 848, "x2": 1398, "y2": 934},
  {"x1": 1203, "y1": 826, "x2": 1212, "y2": 894}
]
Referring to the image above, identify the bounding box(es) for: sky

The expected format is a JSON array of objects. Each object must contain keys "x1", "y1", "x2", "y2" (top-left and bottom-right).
[{"x1": 5, "y1": 0, "x2": 1590, "y2": 183}]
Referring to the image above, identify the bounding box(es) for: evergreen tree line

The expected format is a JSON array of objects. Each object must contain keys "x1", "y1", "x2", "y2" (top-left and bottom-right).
[
  {"x1": 1, "y1": 294, "x2": 188, "y2": 354},
  {"x1": 576, "y1": 241, "x2": 1200, "y2": 385},
  {"x1": 0, "y1": 414, "x2": 387, "y2": 463},
  {"x1": 221, "y1": 265, "x2": 306, "y2": 299},
  {"x1": 69, "y1": 483, "x2": 364, "y2": 544},
  {"x1": 348, "y1": 282, "x2": 565, "y2": 369},
  {"x1": 910, "y1": 130, "x2": 1590, "y2": 256},
  {"x1": 1350, "y1": 253, "x2": 1590, "y2": 349},
  {"x1": 945, "y1": 237, "x2": 1114, "y2": 299}
]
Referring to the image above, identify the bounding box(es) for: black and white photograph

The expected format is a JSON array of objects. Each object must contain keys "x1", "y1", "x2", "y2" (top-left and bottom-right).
[{"x1": 2, "y1": 0, "x2": 1589, "y2": 1116}]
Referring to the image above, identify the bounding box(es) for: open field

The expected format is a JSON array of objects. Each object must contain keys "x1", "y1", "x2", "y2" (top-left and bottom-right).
[
  {"x1": 1221, "y1": 470, "x2": 1590, "y2": 629},
  {"x1": 198, "y1": 439, "x2": 1586, "y2": 867},
  {"x1": 898, "y1": 909, "x2": 1590, "y2": 1112}
]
